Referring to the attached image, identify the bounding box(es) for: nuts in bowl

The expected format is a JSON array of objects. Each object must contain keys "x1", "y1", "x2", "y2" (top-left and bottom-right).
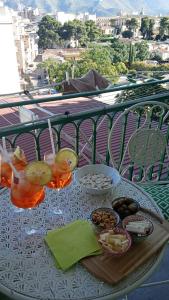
[
  {"x1": 99, "y1": 227, "x2": 132, "y2": 256},
  {"x1": 75, "y1": 164, "x2": 121, "y2": 195},
  {"x1": 112, "y1": 197, "x2": 140, "y2": 219},
  {"x1": 91, "y1": 208, "x2": 120, "y2": 230}
]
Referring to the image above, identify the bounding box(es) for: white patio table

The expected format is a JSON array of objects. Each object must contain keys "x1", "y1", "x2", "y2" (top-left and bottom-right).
[{"x1": 0, "y1": 177, "x2": 165, "y2": 300}]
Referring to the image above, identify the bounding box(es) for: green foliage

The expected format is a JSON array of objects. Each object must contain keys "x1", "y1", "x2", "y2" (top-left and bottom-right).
[
  {"x1": 159, "y1": 17, "x2": 169, "y2": 38},
  {"x1": 115, "y1": 83, "x2": 167, "y2": 104},
  {"x1": 131, "y1": 61, "x2": 169, "y2": 72},
  {"x1": 59, "y1": 20, "x2": 87, "y2": 45},
  {"x1": 110, "y1": 39, "x2": 149, "y2": 65},
  {"x1": 122, "y1": 30, "x2": 134, "y2": 39},
  {"x1": 38, "y1": 17, "x2": 102, "y2": 49},
  {"x1": 150, "y1": 53, "x2": 163, "y2": 62},
  {"x1": 114, "y1": 62, "x2": 128, "y2": 74},
  {"x1": 126, "y1": 18, "x2": 139, "y2": 32},
  {"x1": 39, "y1": 45, "x2": 130, "y2": 87},
  {"x1": 128, "y1": 43, "x2": 135, "y2": 67},
  {"x1": 110, "y1": 38, "x2": 130, "y2": 63},
  {"x1": 38, "y1": 58, "x2": 72, "y2": 83},
  {"x1": 134, "y1": 42, "x2": 150, "y2": 61},
  {"x1": 38, "y1": 16, "x2": 61, "y2": 49},
  {"x1": 140, "y1": 17, "x2": 155, "y2": 40},
  {"x1": 79, "y1": 46, "x2": 118, "y2": 78},
  {"x1": 84, "y1": 20, "x2": 102, "y2": 42}
]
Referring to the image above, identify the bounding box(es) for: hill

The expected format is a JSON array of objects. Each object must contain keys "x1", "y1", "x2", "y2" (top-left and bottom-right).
[{"x1": 4, "y1": 0, "x2": 169, "y2": 16}]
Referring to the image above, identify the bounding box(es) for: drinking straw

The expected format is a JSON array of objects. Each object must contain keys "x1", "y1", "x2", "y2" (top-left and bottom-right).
[
  {"x1": 47, "y1": 119, "x2": 55, "y2": 156},
  {"x1": 2, "y1": 137, "x2": 7, "y2": 152},
  {"x1": 0, "y1": 144, "x2": 19, "y2": 177}
]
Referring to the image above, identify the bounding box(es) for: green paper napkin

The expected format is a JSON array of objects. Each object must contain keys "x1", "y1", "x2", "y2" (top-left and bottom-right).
[{"x1": 45, "y1": 220, "x2": 102, "y2": 270}]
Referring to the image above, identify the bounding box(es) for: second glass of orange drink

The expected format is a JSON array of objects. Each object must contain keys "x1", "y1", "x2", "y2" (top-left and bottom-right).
[
  {"x1": 44, "y1": 148, "x2": 78, "y2": 189},
  {"x1": 10, "y1": 160, "x2": 52, "y2": 234}
]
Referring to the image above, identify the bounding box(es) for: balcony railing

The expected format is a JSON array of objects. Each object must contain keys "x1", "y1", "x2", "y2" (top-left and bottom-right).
[{"x1": 0, "y1": 78, "x2": 169, "y2": 181}]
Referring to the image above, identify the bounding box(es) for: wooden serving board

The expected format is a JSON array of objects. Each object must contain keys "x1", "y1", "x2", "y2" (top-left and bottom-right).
[{"x1": 81, "y1": 212, "x2": 169, "y2": 284}]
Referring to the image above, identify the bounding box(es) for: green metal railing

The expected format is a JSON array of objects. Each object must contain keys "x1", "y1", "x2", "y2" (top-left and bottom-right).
[{"x1": 0, "y1": 79, "x2": 169, "y2": 180}]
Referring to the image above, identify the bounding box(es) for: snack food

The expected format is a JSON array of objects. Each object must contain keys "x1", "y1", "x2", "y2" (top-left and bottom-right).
[
  {"x1": 112, "y1": 197, "x2": 139, "y2": 219},
  {"x1": 79, "y1": 173, "x2": 112, "y2": 189},
  {"x1": 99, "y1": 228, "x2": 131, "y2": 255},
  {"x1": 122, "y1": 214, "x2": 154, "y2": 240},
  {"x1": 91, "y1": 208, "x2": 119, "y2": 229},
  {"x1": 125, "y1": 220, "x2": 151, "y2": 235}
]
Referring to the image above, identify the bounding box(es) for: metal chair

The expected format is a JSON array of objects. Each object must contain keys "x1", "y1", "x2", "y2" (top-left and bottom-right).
[{"x1": 108, "y1": 100, "x2": 169, "y2": 219}]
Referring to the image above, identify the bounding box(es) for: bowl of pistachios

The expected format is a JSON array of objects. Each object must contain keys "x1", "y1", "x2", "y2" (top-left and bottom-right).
[{"x1": 75, "y1": 164, "x2": 121, "y2": 195}]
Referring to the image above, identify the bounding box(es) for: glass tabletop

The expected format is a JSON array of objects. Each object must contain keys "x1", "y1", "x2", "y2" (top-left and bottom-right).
[{"x1": 0, "y1": 178, "x2": 165, "y2": 300}]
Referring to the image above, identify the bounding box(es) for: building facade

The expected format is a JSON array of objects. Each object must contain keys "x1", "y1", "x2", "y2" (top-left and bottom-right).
[
  {"x1": 55, "y1": 11, "x2": 96, "y2": 25},
  {"x1": 0, "y1": 1, "x2": 20, "y2": 93}
]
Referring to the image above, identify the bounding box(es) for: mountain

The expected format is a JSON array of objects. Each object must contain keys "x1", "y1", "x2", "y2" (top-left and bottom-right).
[{"x1": 4, "y1": 0, "x2": 169, "y2": 15}]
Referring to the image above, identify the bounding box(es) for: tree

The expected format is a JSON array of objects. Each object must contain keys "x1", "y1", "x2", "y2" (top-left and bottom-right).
[
  {"x1": 38, "y1": 16, "x2": 61, "y2": 49},
  {"x1": 115, "y1": 83, "x2": 168, "y2": 104},
  {"x1": 59, "y1": 20, "x2": 86, "y2": 46},
  {"x1": 129, "y1": 18, "x2": 139, "y2": 33},
  {"x1": 80, "y1": 46, "x2": 117, "y2": 76},
  {"x1": 122, "y1": 30, "x2": 133, "y2": 39},
  {"x1": 159, "y1": 17, "x2": 169, "y2": 39},
  {"x1": 38, "y1": 45, "x2": 129, "y2": 86},
  {"x1": 125, "y1": 18, "x2": 138, "y2": 37},
  {"x1": 38, "y1": 58, "x2": 73, "y2": 83},
  {"x1": 84, "y1": 20, "x2": 101, "y2": 42},
  {"x1": 110, "y1": 38, "x2": 130, "y2": 63},
  {"x1": 140, "y1": 17, "x2": 150, "y2": 39},
  {"x1": 128, "y1": 43, "x2": 136, "y2": 67},
  {"x1": 134, "y1": 42, "x2": 149, "y2": 61},
  {"x1": 149, "y1": 19, "x2": 155, "y2": 39},
  {"x1": 110, "y1": 18, "x2": 122, "y2": 35},
  {"x1": 110, "y1": 18, "x2": 118, "y2": 35}
]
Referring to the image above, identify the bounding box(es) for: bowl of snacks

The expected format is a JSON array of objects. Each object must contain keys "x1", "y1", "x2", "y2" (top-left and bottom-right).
[
  {"x1": 91, "y1": 208, "x2": 120, "y2": 230},
  {"x1": 75, "y1": 164, "x2": 121, "y2": 195},
  {"x1": 98, "y1": 227, "x2": 132, "y2": 256},
  {"x1": 122, "y1": 214, "x2": 154, "y2": 242},
  {"x1": 112, "y1": 197, "x2": 140, "y2": 220}
]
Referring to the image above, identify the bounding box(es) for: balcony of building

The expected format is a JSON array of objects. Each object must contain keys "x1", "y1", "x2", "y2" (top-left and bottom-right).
[{"x1": 0, "y1": 77, "x2": 169, "y2": 300}]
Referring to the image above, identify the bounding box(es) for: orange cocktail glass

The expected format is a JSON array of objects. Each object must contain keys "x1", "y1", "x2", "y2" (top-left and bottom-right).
[
  {"x1": 0, "y1": 153, "x2": 12, "y2": 187},
  {"x1": 0, "y1": 149, "x2": 27, "y2": 188},
  {"x1": 44, "y1": 152, "x2": 72, "y2": 189},
  {"x1": 11, "y1": 170, "x2": 45, "y2": 209}
]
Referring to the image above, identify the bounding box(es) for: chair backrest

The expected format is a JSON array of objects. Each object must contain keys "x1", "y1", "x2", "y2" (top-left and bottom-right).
[{"x1": 108, "y1": 101, "x2": 169, "y2": 183}]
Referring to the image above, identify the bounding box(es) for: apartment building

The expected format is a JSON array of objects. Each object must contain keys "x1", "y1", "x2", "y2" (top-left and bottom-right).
[
  {"x1": 0, "y1": 1, "x2": 20, "y2": 93},
  {"x1": 55, "y1": 11, "x2": 96, "y2": 25},
  {"x1": 96, "y1": 17, "x2": 112, "y2": 35},
  {"x1": 12, "y1": 13, "x2": 38, "y2": 75}
]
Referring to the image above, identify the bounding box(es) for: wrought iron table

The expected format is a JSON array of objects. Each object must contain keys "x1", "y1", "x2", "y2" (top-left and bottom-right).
[{"x1": 0, "y1": 178, "x2": 165, "y2": 300}]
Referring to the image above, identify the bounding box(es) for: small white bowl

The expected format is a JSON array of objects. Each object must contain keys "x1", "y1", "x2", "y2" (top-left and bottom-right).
[{"x1": 74, "y1": 164, "x2": 121, "y2": 195}]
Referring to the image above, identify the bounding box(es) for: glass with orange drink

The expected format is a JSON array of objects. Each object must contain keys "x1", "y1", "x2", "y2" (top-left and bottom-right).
[
  {"x1": 0, "y1": 146, "x2": 27, "y2": 188},
  {"x1": 11, "y1": 161, "x2": 51, "y2": 209},
  {"x1": 10, "y1": 160, "x2": 52, "y2": 235},
  {"x1": 44, "y1": 148, "x2": 78, "y2": 189}
]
